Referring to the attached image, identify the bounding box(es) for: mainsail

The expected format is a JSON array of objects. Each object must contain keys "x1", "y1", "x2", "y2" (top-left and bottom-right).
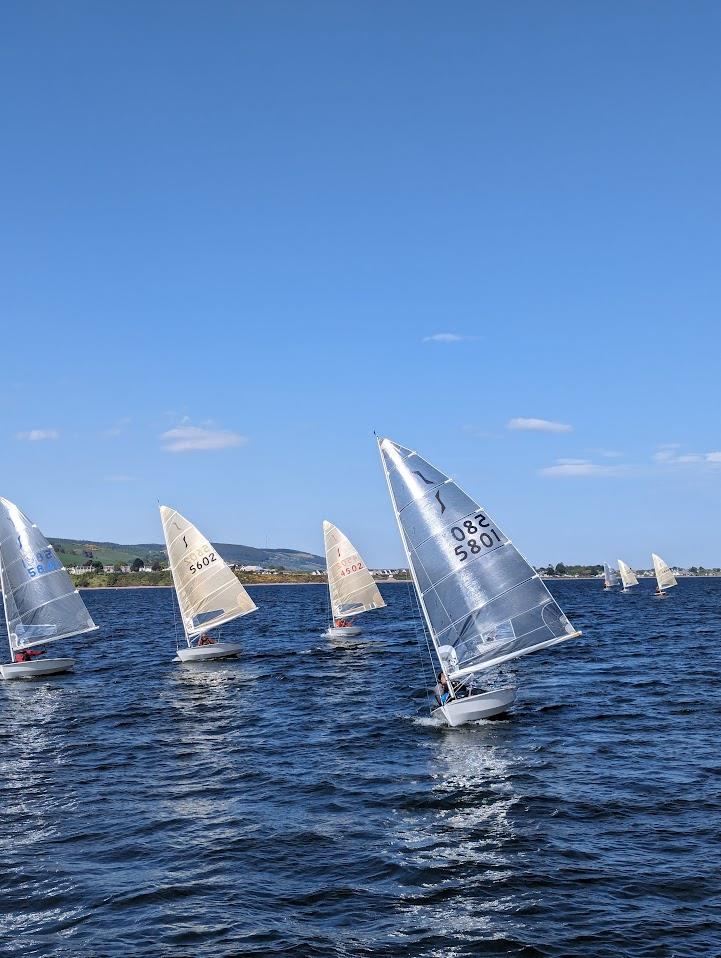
[
  {"x1": 160, "y1": 505, "x2": 257, "y2": 638},
  {"x1": 652, "y1": 553, "x2": 677, "y2": 591},
  {"x1": 603, "y1": 562, "x2": 620, "y2": 588},
  {"x1": 618, "y1": 559, "x2": 638, "y2": 590},
  {"x1": 323, "y1": 520, "x2": 386, "y2": 619},
  {"x1": 377, "y1": 438, "x2": 580, "y2": 679},
  {"x1": 0, "y1": 497, "x2": 97, "y2": 650}
]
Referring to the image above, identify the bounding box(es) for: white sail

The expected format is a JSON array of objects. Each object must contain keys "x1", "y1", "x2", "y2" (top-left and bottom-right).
[
  {"x1": 603, "y1": 562, "x2": 620, "y2": 588},
  {"x1": 618, "y1": 559, "x2": 638, "y2": 589},
  {"x1": 0, "y1": 497, "x2": 97, "y2": 651},
  {"x1": 378, "y1": 438, "x2": 580, "y2": 679},
  {"x1": 159, "y1": 505, "x2": 256, "y2": 638},
  {"x1": 323, "y1": 520, "x2": 386, "y2": 620},
  {"x1": 652, "y1": 553, "x2": 677, "y2": 591}
]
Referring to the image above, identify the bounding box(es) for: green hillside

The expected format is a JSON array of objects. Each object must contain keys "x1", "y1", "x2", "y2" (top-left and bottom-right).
[{"x1": 49, "y1": 537, "x2": 325, "y2": 572}]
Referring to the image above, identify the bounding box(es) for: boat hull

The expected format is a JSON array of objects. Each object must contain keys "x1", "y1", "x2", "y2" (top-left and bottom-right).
[
  {"x1": 176, "y1": 643, "x2": 243, "y2": 663},
  {"x1": 325, "y1": 625, "x2": 362, "y2": 638},
  {"x1": 433, "y1": 686, "x2": 517, "y2": 726},
  {"x1": 0, "y1": 657, "x2": 75, "y2": 680}
]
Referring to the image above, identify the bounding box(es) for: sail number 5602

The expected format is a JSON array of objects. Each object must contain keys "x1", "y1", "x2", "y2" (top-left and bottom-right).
[
  {"x1": 189, "y1": 552, "x2": 216, "y2": 574},
  {"x1": 450, "y1": 514, "x2": 501, "y2": 562}
]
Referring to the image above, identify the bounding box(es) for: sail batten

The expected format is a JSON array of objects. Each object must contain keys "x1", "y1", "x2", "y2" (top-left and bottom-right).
[
  {"x1": 160, "y1": 505, "x2": 257, "y2": 640},
  {"x1": 378, "y1": 438, "x2": 579, "y2": 678},
  {"x1": 0, "y1": 497, "x2": 98, "y2": 651},
  {"x1": 323, "y1": 520, "x2": 386, "y2": 620}
]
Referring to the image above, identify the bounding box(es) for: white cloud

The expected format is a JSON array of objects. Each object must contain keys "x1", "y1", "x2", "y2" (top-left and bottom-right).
[
  {"x1": 16, "y1": 429, "x2": 59, "y2": 441},
  {"x1": 507, "y1": 417, "x2": 573, "y2": 433},
  {"x1": 654, "y1": 444, "x2": 721, "y2": 467},
  {"x1": 540, "y1": 458, "x2": 625, "y2": 478},
  {"x1": 160, "y1": 424, "x2": 247, "y2": 453},
  {"x1": 422, "y1": 333, "x2": 465, "y2": 343}
]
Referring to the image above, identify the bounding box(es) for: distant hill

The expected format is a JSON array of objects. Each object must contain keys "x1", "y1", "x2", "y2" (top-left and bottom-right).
[{"x1": 49, "y1": 537, "x2": 325, "y2": 572}]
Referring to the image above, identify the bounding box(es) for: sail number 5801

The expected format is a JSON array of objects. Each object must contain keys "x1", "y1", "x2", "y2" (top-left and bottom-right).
[{"x1": 450, "y1": 513, "x2": 501, "y2": 562}]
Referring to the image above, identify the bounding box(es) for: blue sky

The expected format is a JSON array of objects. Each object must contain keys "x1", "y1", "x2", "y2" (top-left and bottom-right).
[{"x1": 1, "y1": 1, "x2": 720, "y2": 568}]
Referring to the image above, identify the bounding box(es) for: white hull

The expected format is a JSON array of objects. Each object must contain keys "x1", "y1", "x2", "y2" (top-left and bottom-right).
[
  {"x1": 654, "y1": 592, "x2": 667, "y2": 599},
  {"x1": 0, "y1": 657, "x2": 75, "y2": 680},
  {"x1": 175, "y1": 642, "x2": 243, "y2": 663},
  {"x1": 325, "y1": 625, "x2": 362, "y2": 638},
  {"x1": 432, "y1": 686, "x2": 517, "y2": 726}
]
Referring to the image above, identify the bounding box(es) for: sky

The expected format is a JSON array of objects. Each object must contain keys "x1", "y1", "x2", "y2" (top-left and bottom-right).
[{"x1": 1, "y1": 1, "x2": 720, "y2": 568}]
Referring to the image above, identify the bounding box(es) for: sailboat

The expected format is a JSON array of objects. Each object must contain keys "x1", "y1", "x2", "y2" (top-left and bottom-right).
[
  {"x1": 323, "y1": 520, "x2": 386, "y2": 637},
  {"x1": 0, "y1": 497, "x2": 98, "y2": 679},
  {"x1": 618, "y1": 559, "x2": 639, "y2": 593},
  {"x1": 652, "y1": 552, "x2": 677, "y2": 598},
  {"x1": 159, "y1": 505, "x2": 257, "y2": 662},
  {"x1": 603, "y1": 562, "x2": 620, "y2": 590},
  {"x1": 377, "y1": 437, "x2": 581, "y2": 726}
]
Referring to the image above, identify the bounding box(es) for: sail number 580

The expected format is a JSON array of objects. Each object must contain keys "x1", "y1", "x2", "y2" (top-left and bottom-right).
[{"x1": 450, "y1": 513, "x2": 501, "y2": 562}]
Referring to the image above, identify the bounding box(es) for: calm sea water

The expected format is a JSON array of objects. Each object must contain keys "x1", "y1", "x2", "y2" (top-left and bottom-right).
[{"x1": 0, "y1": 579, "x2": 719, "y2": 957}]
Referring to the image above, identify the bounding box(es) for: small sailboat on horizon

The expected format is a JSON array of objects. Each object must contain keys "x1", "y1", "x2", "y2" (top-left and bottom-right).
[
  {"x1": 0, "y1": 497, "x2": 98, "y2": 679},
  {"x1": 618, "y1": 559, "x2": 639, "y2": 593},
  {"x1": 160, "y1": 505, "x2": 257, "y2": 662},
  {"x1": 603, "y1": 562, "x2": 620, "y2": 590},
  {"x1": 652, "y1": 552, "x2": 677, "y2": 598},
  {"x1": 377, "y1": 437, "x2": 581, "y2": 727},
  {"x1": 322, "y1": 520, "x2": 385, "y2": 637}
]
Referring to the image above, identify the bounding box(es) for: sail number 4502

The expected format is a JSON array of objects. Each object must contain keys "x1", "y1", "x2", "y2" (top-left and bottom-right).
[{"x1": 450, "y1": 514, "x2": 501, "y2": 562}]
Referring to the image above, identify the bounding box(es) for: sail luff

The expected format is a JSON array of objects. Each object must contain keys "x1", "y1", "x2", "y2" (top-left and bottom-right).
[
  {"x1": 0, "y1": 552, "x2": 13, "y2": 656},
  {"x1": 376, "y1": 439, "x2": 440, "y2": 656}
]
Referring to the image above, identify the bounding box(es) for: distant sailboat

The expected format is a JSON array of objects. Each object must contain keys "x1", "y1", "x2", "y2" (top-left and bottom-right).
[
  {"x1": 603, "y1": 562, "x2": 620, "y2": 590},
  {"x1": 652, "y1": 552, "x2": 677, "y2": 598},
  {"x1": 160, "y1": 505, "x2": 257, "y2": 662},
  {"x1": 0, "y1": 497, "x2": 98, "y2": 679},
  {"x1": 323, "y1": 520, "x2": 385, "y2": 637},
  {"x1": 618, "y1": 559, "x2": 638, "y2": 593},
  {"x1": 377, "y1": 437, "x2": 581, "y2": 726}
]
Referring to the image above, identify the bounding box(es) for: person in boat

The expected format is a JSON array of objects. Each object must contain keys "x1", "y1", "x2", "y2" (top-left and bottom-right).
[
  {"x1": 434, "y1": 671, "x2": 452, "y2": 706},
  {"x1": 334, "y1": 618, "x2": 353, "y2": 628},
  {"x1": 655, "y1": 588, "x2": 665, "y2": 596},
  {"x1": 14, "y1": 648, "x2": 46, "y2": 663},
  {"x1": 197, "y1": 633, "x2": 216, "y2": 646}
]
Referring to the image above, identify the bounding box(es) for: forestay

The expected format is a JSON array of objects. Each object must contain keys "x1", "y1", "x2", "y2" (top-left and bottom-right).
[
  {"x1": 603, "y1": 562, "x2": 620, "y2": 588},
  {"x1": 323, "y1": 520, "x2": 386, "y2": 619},
  {"x1": 652, "y1": 553, "x2": 677, "y2": 591},
  {"x1": 0, "y1": 497, "x2": 97, "y2": 650},
  {"x1": 618, "y1": 559, "x2": 638, "y2": 589},
  {"x1": 378, "y1": 438, "x2": 580, "y2": 679},
  {"x1": 160, "y1": 506, "x2": 256, "y2": 638}
]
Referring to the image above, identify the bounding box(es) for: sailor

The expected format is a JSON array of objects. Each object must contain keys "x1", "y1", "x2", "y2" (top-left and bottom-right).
[
  {"x1": 334, "y1": 619, "x2": 351, "y2": 628},
  {"x1": 14, "y1": 648, "x2": 46, "y2": 663},
  {"x1": 197, "y1": 633, "x2": 215, "y2": 646},
  {"x1": 434, "y1": 671, "x2": 452, "y2": 706}
]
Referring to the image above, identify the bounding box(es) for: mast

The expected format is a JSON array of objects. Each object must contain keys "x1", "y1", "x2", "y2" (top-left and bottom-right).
[
  {"x1": 377, "y1": 436, "x2": 456, "y2": 697},
  {"x1": 0, "y1": 551, "x2": 13, "y2": 660}
]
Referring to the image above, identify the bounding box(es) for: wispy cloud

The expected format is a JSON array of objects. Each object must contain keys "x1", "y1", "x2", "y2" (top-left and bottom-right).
[
  {"x1": 654, "y1": 443, "x2": 721, "y2": 466},
  {"x1": 508, "y1": 417, "x2": 573, "y2": 433},
  {"x1": 540, "y1": 458, "x2": 626, "y2": 478},
  {"x1": 160, "y1": 423, "x2": 247, "y2": 453},
  {"x1": 422, "y1": 333, "x2": 465, "y2": 343},
  {"x1": 16, "y1": 429, "x2": 59, "y2": 441},
  {"x1": 101, "y1": 417, "x2": 131, "y2": 439}
]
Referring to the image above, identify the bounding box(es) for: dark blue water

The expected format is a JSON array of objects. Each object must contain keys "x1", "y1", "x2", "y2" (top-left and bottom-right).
[{"x1": 1, "y1": 580, "x2": 719, "y2": 957}]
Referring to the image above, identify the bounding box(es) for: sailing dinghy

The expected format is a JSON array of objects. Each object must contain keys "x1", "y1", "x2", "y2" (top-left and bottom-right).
[
  {"x1": 652, "y1": 552, "x2": 677, "y2": 598},
  {"x1": 603, "y1": 562, "x2": 620, "y2": 590},
  {"x1": 323, "y1": 520, "x2": 385, "y2": 637},
  {"x1": 160, "y1": 505, "x2": 257, "y2": 662},
  {"x1": 377, "y1": 438, "x2": 581, "y2": 726},
  {"x1": 0, "y1": 497, "x2": 98, "y2": 679},
  {"x1": 618, "y1": 559, "x2": 639, "y2": 593}
]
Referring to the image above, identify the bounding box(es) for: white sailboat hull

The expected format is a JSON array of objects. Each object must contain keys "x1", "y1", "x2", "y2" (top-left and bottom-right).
[
  {"x1": 325, "y1": 625, "x2": 362, "y2": 638},
  {"x1": 175, "y1": 642, "x2": 243, "y2": 663},
  {"x1": 0, "y1": 657, "x2": 75, "y2": 680},
  {"x1": 433, "y1": 686, "x2": 517, "y2": 726}
]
